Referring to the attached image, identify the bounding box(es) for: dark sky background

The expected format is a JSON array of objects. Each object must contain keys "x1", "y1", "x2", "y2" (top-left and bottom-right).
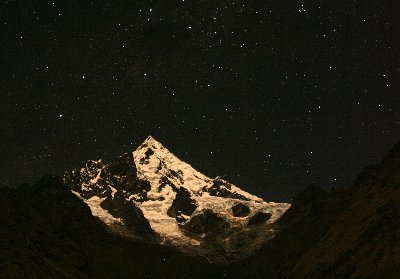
[{"x1": 1, "y1": 0, "x2": 399, "y2": 202}]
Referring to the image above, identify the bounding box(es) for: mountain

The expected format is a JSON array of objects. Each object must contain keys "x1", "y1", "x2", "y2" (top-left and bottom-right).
[
  {"x1": 0, "y1": 176, "x2": 221, "y2": 279},
  {"x1": 1, "y1": 137, "x2": 399, "y2": 278},
  {"x1": 226, "y1": 142, "x2": 400, "y2": 278},
  {"x1": 63, "y1": 136, "x2": 290, "y2": 262}
]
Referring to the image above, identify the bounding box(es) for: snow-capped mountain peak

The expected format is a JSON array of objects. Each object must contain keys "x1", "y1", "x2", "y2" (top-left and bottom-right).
[
  {"x1": 64, "y1": 136, "x2": 290, "y2": 262},
  {"x1": 134, "y1": 135, "x2": 209, "y2": 193},
  {"x1": 140, "y1": 135, "x2": 163, "y2": 149},
  {"x1": 134, "y1": 136, "x2": 262, "y2": 201}
]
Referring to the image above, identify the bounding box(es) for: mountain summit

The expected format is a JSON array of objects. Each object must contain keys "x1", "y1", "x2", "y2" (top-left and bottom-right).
[{"x1": 64, "y1": 136, "x2": 290, "y2": 262}]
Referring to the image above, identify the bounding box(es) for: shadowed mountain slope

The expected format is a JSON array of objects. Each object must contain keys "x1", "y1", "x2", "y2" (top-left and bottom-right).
[{"x1": 226, "y1": 142, "x2": 400, "y2": 278}]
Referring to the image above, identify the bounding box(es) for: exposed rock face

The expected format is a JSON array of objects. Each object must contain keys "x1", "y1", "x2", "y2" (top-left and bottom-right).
[
  {"x1": 101, "y1": 191, "x2": 155, "y2": 240},
  {"x1": 231, "y1": 203, "x2": 251, "y2": 217},
  {"x1": 64, "y1": 159, "x2": 111, "y2": 199},
  {"x1": 64, "y1": 153, "x2": 151, "y2": 202},
  {"x1": 248, "y1": 212, "x2": 272, "y2": 226},
  {"x1": 182, "y1": 209, "x2": 230, "y2": 236},
  {"x1": 109, "y1": 153, "x2": 151, "y2": 200},
  {"x1": 207, "y1": 177, "x2": 249, "y2": 201},
  {"x1": 64, "y1": 153, "x2": 155, "y2": 239},
  {"x1": 167, "y1": 187, "x2": 198, "y2": 223},
  {"x1": 63, "y1": 136, "x2": 290, "y2": 262}
]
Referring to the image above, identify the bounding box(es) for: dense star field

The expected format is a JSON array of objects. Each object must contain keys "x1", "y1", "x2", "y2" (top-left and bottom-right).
[{"x1": 0, "y1": 0, "x2": 399, "y2": 201}]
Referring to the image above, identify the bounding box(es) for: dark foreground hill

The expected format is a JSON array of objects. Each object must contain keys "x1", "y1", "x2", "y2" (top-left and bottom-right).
[
  {"x1": 0, "y1": 176, "x2": 221, "y2": 279},
  {"x1": 226, "y1": 142, "x2": 400, "y2": 279},
  {"x1": 1, "y1": 142, "x2": 400, "y2": 278}
]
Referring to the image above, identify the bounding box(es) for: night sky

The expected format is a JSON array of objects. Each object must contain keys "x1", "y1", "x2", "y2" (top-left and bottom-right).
[{"x1": 1, "y1": 0, "x2": 399, "y2": 202}]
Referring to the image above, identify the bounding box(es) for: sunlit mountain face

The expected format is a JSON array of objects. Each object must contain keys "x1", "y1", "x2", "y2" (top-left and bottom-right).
[{"x1": 64, "y1": 136, "x2": 290, "y2": 262}]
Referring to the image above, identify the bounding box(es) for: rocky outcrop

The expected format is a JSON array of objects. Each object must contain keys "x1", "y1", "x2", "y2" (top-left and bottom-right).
[
  {"x1": 64, "y1": 153, "x2": 151, "y2": 203},
  {"x1": 101, "y1": 190, "x2": 155, "y2": 240},
  {"x1": 167, "y1": 187, "x2": 198, "y2": 223},
  {"x1": 248, "y1": 212, "x2": 271, "y2": 226},
  {"x1": 109, "y1": 153, "x2": 151, "y2": 200},
  {"x1": 231, "y1": 203, "x2": 250, "y2": 217},
  {"x1": 182, "y1": 209, "x2": 230, "y2": 237},
  {"x1": 206, "y1": 177, "x2": 249, "y2": 201},
  {"x1": 63, "y1": 159, "x2": 112, "y2": 199}
]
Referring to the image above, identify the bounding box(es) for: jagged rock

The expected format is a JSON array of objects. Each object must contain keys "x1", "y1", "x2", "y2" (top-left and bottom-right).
[
  {"x1": 107, "y1": 153, "x2": 151, "y2": 198},
  {"x1": 63, "y1": 160, "x2": 112, "y2": 199},
  {"x1": 101, "y1": 190, "x2": 155, "y2": 240},
  {"x1": 213, "y1": 177, "x2": 232, "y2": 190},
  {"x1": 158, "y1": 176, "x2": 177, "y2": 192},
  {"x1": 175, "y1": 214, "x2": 188, "y2": 223},
  {"x1": 182, "y1": 209, "x2": 230, "y2": 236},
  {"x1": 207, "y1": 177, "x2": 249, "y2": 201},
  {"x1": 64, "y1": 154, "x2": 150, "y2": 203},
  {"x1": 109, "y1": 153, "x2": 136, "y2": 176},
  {"x1": 144, "y1": 148, "x2": 154, "y2": 158},
  {"x1": 231, "y1": 203, "x2": 250, "y2": 217},
  {"x1": 165, "y1": 169, "x2": 184, "y2": 184},
  {"x1": 167, "y1": 187, "x2": 197, "y2": 222},
  {"x1": 248, "y1": 212, "x2": 271, "y2": 226}
]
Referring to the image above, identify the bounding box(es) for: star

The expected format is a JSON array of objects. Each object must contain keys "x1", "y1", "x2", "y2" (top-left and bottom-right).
[{"x1": 0, "y1": 0, "x2": 397, "y2": 202}]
